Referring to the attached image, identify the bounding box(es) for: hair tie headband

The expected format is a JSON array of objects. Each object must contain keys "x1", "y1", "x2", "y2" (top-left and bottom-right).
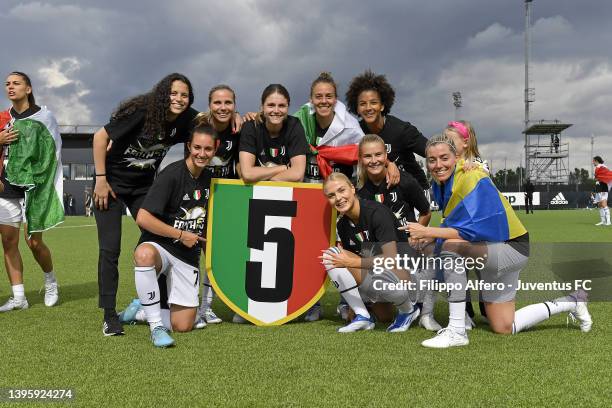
[{"x1": 448, "y1": 121, "x2": 469, "y2": 141}]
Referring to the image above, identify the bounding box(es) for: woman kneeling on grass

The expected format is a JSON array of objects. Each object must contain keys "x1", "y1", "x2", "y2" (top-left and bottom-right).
[
  {"x1": 130, "y1": 124, "x2": 216, "y2": 348},
  {"x1": 405, "y1": 134, "x2": 593, "y2": 348},
  {"x1": 321, "y1": 173, "x2": 420, "y2": 333}
]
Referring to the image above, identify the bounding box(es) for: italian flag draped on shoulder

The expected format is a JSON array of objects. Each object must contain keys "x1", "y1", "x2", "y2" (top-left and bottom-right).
[
  {"x1": 2, "y1": 106, "x2": 64, "y2": 234},
  {"x1": 293, "y1": 101, "x2": 362, "y2": 178}
]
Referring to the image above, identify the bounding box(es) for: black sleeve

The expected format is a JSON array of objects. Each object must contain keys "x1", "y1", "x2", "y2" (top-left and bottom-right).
[
  {"x1": 140, "y1": 166, "x2": 175, "y2": 218},
  {"x1": 400, "y1": 173, "x2": 430, "y2": 214},
  {"x1": 336, "y1": 218, "x2": 350, "y2": 248},
  {"x1": 286, "y1": 120, "x2": 310, "y2": 159},
  {"x1": 232, "y1": 130, "x2": 241, "y2": 163},
  {"x1": 104, "y1": 110, "x2": 145, "y2": 142},
  {"x1": 371, "y1": 206, "x2": 400, "y2": 244},
  {"x1": 239, "y1": 121, "x2": 258, "y2": 155},
  {"x1": 402, "y1": 122, "x2": 427, "y2": 158},
  {"x1": 172, "y1": 107, "x2": 199, "y2": 143},
  {"x1": 356, "y1": 186, "x2": 369, "y2": 200}
]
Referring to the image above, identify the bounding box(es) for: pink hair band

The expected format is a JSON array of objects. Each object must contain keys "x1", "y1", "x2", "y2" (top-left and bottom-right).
[{"x1": 448, "y1": 121, "x2": 469, "y2": 141}]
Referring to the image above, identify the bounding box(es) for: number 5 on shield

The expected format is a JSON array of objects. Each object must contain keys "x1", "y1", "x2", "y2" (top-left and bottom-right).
[{"x1": 246, "y1": 199, "x2": 297, "y2": 302}]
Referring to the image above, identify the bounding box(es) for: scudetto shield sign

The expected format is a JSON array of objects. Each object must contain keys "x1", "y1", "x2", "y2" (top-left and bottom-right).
[{"x1": 206, "y1": 179, "x2": 336, "y2": 325}]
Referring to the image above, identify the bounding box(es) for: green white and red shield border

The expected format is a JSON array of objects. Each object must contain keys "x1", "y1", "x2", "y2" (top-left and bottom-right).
[{"x1": 205, "y1": 179, "x2": 337, "y2": 326}]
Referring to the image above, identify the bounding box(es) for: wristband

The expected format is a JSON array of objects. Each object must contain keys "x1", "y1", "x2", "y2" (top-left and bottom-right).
[{"x1": 95, "y1": 174, "x2": 106, "y2": 177}]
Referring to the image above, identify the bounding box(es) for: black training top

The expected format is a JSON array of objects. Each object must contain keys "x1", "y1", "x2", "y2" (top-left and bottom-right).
[
  {"x1": 184, "y1": 125, "x2": 241, "y2": 179},
  {"x1": 360, "y1": 115, "x2": 428, "y2": 189},
  {"x1": 596, "y1": 181, "x2": 609, "y2": 193},
  {"x1": 358, "y1": 171, "x2": 430, "y2": 240},
  {"x1": 239, "y1": 116, "x2": 310, "y2": 167},
  {"x1": 207, "y1": 126, "x2": 240, "y2": 179},
  {"x1": 336, "y1": 198, "x2": 402, "y2": 258},
  {"x1": 138, "y1": 160, "x2": 211, "y2": 267},
  {"x1": 103, "y1": 107, "x2": 198, "y2": 195}
]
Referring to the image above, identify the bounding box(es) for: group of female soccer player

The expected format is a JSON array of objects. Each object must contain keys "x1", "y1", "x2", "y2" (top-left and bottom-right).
[{"x1": 0, "y1": 70, "x2": 594, "y2": 349}]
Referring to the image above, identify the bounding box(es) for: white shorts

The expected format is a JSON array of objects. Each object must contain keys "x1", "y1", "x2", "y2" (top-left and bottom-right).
[
  {"x1": 144, "y1": 242, "x2": 200, "y2": 308},
  {"x1": 594, "y1": 192, "x2": 608, "y2": 203},
  {"x1": 479, "y1": 242, "x2": 529, "y2": 303},
  {"x1": 0, "y1": 197, "x2": 24, "y2": 228}
]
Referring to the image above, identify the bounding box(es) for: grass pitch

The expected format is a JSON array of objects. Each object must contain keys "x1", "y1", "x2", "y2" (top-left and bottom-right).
[{"x1": 1, "y1": 210, "x2": 611, "y2": 407}]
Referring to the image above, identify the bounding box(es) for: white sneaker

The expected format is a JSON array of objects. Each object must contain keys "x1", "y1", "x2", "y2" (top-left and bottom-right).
[
  {"x1": 232, "y1": 313, "x2": 247, "y2": 324},
  {"x1": 336, "y1": 303, "x2": 350, "y2": 321},
  {"x1": 595, "y1": 222, "x2": 605, "y2": 226},
  {"x1": 421, "y1": 328, "x2": 469, "y2": 348},
  {"x1": 568, "y1": 291, "x2": 593, "y2": 333},
  {"x1": 606, "y1": 222, "x2": 611, "y2": 226},
  {"x1": 201, "y1": 308, "x2": 222, "y2": 324},
  {"x1": 43, "y1": 281, "x2": 59, "y2": 307},
  {"x1": 0, "y1": 297, "x2": 29, "y2": 312},
  {"x1": 304, "y1": 303, "x2": 321, "y2": 322},
  {"x1": 193, "y1": 316, "x2": 207, "y2": 330},
  {"x1": 338, "y1": 314, "x2": 375, "y2": 333},
  {"x1": 465, "y1": 312, "x2": 475, "y2": 331},
  {"x1": 419, "y1": 313, "x2": 443, "y2": 331}
]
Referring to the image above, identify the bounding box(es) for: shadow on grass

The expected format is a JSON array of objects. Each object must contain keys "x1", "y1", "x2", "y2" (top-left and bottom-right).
[{"x1": 24, "y1": 281, "x2": 98, "y2": 306}]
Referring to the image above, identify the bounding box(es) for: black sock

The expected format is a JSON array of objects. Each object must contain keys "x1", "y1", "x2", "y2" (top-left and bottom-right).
[
  {"x1": 465, "y1": 301, "x2": 475, "y2": 318},
  {"x1": 104, "y1": 308, "x2": 117, "y2": 319},
  {"x1": 479, "y1": 301, "x2": 487, "y2": 318}
]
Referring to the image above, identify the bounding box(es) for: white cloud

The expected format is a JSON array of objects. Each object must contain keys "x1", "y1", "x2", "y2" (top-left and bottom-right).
[
  {"x1": 467, "y1": 22, "x2": 513, "y2": 50},
  {"x1": 532, "y1": 15, "x2": 573, "y2": 38},
  {"x1": 36, "y1": 58, "x2": 92, "y2": 124}
]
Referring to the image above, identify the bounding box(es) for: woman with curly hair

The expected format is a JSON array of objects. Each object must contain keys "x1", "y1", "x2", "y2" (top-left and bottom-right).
[
  {"x1": 93, "y1": 73, "x2": 199, "y2": 336},
  {"x1": 345, "y1": 70, "x2": 428, "y2": 189}
]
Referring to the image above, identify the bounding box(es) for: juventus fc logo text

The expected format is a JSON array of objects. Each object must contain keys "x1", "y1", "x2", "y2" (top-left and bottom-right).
[{"x1": 147, "y1": 291, "x2": 156, "y2": 300}]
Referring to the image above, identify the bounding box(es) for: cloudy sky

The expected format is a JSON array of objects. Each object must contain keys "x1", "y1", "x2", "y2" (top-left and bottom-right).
[{"x1": 2, "y1": 0, "x2": 611, "y2": 173}]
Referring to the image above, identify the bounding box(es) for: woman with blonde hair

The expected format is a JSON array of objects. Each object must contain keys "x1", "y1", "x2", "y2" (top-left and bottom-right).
[
  {"x1": 356, "y1": 134, "x2": 440, "y2": 330},
  {"x1": 406, "y1": 134, "x2": 592, "y2": 348},
  {"x1": 321, "y1": 172, "x2": 420, "y2": 333}
]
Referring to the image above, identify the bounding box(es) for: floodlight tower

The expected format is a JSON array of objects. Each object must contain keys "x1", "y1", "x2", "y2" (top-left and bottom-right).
[
  {"x1": 524, "y1": 0, "x2": 535, "y2": 178},
  {"x1": 522, "y1": 0, "x2": 571, "y2": 185},
  {"x1": 452, "y1": 91, "x2": 462, "y2": 120}
]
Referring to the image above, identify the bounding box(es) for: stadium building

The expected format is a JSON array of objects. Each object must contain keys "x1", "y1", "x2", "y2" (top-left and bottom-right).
[{"x1": 60, "y1": 126, "x2": 96, "y2": 215}]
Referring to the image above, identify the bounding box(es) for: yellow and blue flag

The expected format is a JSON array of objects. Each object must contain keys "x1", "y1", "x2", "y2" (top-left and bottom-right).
[{"x1": 431, "y1": 160, "x2": 526, "y2": 242}]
